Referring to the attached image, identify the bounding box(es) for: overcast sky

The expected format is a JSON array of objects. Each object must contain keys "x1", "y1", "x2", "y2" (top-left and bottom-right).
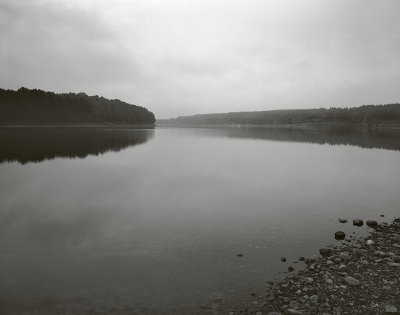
[{"x1": 1, "y1": 0, "x2": 400, "y2": 118}]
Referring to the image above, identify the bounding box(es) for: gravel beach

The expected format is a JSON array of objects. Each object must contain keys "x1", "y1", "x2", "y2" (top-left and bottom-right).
[{"x1": 209, "y1": 217, "x2": 400, "y2": 315}]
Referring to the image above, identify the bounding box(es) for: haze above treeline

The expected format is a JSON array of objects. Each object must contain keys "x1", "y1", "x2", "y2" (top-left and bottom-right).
[{"x1": 2, "y1": 0, "x2": 400, "y2": 118}]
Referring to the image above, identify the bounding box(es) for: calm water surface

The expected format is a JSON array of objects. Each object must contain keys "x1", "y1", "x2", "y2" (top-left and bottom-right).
[{"x1": 0, "y1": 127, "x2": 399, "y2": 314}]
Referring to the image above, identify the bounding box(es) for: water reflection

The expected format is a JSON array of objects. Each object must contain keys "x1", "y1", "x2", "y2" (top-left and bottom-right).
[
  {"x1": 0, "y1": 127, "x2": 399, "y2": 314},
  {"x1": 0, "y1": 127, "x2": 154, "y2": 164},
  {"x1": 177, "y1": 127, "x2": 400, "y2": 151}
]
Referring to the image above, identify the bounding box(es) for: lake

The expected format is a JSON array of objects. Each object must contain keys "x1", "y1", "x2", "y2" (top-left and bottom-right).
[{"x1": 0, "y1": 127, "x2": 399, "y2": 314}]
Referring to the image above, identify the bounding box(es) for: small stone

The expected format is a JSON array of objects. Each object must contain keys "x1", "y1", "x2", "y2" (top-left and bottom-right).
[
  {"x1": 366, "y1": 220, "x2": 378, "y2": 227},
  {"x1": 392, "y1": 255, "x2": 400, "y2": 262},
  {"x1": 353, "y1": 219, "x2": 363, "y2": 226},
  {"x1": 385, "y1": 304, "x2": 398, "y2": 313},
  {"x1": 299, "y1": 256, "x2": 305, "y2": 261},
  {"x1": 286, "y1": 309, "x2": 305, "y2": 315},
  {"x1": 339, "y1": 264, "x2": 346, "y2": 271},
  {"x1": 281, "y1": 257, "x2": 287, "y2": 262},
  {"x1": 289, "y1": 300, "x2": 299, "y2": 309},
  {"x1": 267, "y1": 312, "x2": 282, "y2": 315},
  {"x1": 338, "y1": 218, "x2": 348, "y2": 223},
  {"x1": 339, "y1": 252, "x2": 351, "y2": 260},
  {"x1": 237, "y1": 253, "x2": 243, "y2": 257},
  {"x1": 387, "y1": 262, "x2": 400, "y2": 267},
  {"x1": 320, "y1": 248, "x2": 333, "y2": 257},
  {"x1": 335, "y1": 231, "x2": 346, "y2": 240},
  {"x1": 304, "y1": 277, "x2": 313, "y2": 283},
  {"x1": 326, "y1": 279, "x2": 333, "y2": 284},
  {"x1": 366, "y1": 240, "x2": 375, "y2": 245},
  {"x1": 353, "y1": 273, "x2": 362, "y2": 279},
  {"x1": 360, "y1": 260, "x2": 369, "y2": 265},
  {"x1": 288, "y1": 266, "x2": 294, "y2": 272},
  {"x1": 310, "y1": 295, "x2": 319, "y2": 304},
  {"x1": 344, "y1": 276, "x2": 360, "y2": 286}
]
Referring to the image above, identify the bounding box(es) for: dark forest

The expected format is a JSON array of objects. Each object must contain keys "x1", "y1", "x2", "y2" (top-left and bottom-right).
[{"x1": 0, "y1": 87, "x2": 155, "y2": 125}]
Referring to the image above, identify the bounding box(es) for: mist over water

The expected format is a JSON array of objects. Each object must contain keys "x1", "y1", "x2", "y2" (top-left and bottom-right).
[{"x1": 0, "y1": 127, "x2": 399, "y2": 314}]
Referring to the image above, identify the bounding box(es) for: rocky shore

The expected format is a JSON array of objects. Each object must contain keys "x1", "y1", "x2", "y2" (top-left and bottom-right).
[{"x1": 225, "y1": 217, "x2": 400, "y2": 315}]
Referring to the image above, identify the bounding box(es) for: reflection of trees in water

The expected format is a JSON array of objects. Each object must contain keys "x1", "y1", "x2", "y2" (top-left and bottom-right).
[
  {"x1": 0, "y1": 127, "x2": 154, "y2": 164},
  {"x1": 216, "y1": 127, "x2": 400, "y2": 151}
]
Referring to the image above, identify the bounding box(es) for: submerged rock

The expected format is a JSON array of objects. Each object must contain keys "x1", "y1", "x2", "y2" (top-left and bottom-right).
[
  {"x1": 319, "y1": 248, "x2": 332, "y2": 257},
  {"x1": 353, "y1": 219, "x2": 363, "y2": 226},
  {"x1": 335, "y1": 231, "x2": 346, "y2": 240}
]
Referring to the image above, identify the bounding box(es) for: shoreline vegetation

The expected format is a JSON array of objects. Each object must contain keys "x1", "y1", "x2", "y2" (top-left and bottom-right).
[
  {"x1": 0, "y1": 87, "x2": 155, "y2": 126},
  {"x1": 157, "y1": 104, "x2": 400, "y2": 132},
  {"x1": 209, "y1": 217, "x2": 400, "y2": 315}
]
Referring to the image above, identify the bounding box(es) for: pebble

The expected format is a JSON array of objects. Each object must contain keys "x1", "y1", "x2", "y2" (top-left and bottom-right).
[
  {"x1": 343, "y1": 276, "x2": 360, "y2": 286},
  {"x1": 387, "y1": 262, "x2": 400, "y2": 267},
  {"x1": 286, "y1": 309, "x2": 305, "y2": 315},
  {"x1": 385, "y1": 304, "x2": 398, "y2": 313},
  {"x1": 338, "y1": 218, "x2": 348, "y2": 223},
  {"x1": 339, "y1": 252, "x2": 351, "y2": 260},
  {"x1": 281, "y1": 257, "x2": 287, "y2": 262},
  {"x1": 289, "y1": 300, "x2": 299, "y2": 309},
  {"x1": 310, "y1": 295, "x2": 318, "y2": 303}
]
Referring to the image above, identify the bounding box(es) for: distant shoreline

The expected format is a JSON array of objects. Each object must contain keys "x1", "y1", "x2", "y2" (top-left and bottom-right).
[{"x1": 156, "y1": 122, "x2": 400, "y2": 131}]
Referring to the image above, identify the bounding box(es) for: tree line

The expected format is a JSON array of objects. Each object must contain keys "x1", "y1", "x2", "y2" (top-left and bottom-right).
[
  {"x1": 0, "y1": 87, "x2": 155, "y2": 125},
  {"x1": 158, "y1": 104, "x2": 400, "y2": 129}
]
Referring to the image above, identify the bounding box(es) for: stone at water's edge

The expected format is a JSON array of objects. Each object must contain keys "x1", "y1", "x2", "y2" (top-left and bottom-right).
[
  {"x1": 256, "y1": 218, "x2": 400, "y2": 314},
  {"x1": 366, "y1": 220, "x2": 378, "y2": 227},
  {"x1": 335, "y1": 231, "x2": 346, "y2": 240},
  {"x1": 353, "y1": 219, "x2": 363, "y2": 226},
  {"x1": 319, "y1": 247, "x2": 332, "y2": 257}
]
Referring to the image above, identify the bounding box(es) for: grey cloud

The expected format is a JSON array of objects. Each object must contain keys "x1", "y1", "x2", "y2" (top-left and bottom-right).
[{"x1": 1, "y1": 0, "x2": 400, "y2": 118}]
